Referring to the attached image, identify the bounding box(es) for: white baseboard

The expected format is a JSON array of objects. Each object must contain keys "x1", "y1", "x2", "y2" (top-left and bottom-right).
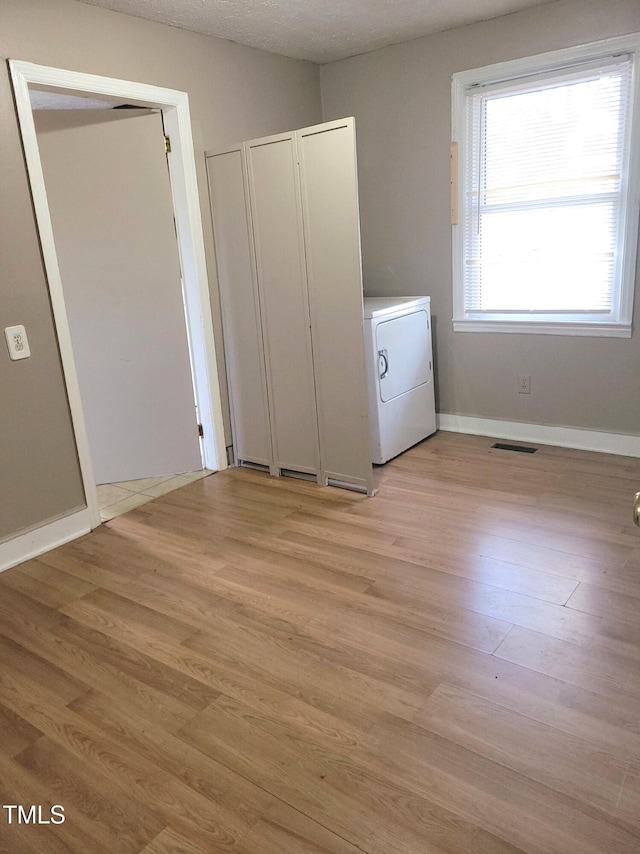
[
  {"x1": 437, "y1": 413, "x2": 640, "y2": 458},
  {"x1": 0, "y1": 508, "x2": 92, "y2": 574}
]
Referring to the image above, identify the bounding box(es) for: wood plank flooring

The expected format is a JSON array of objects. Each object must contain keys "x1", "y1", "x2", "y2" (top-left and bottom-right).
[{"x1": 1, "y1": 431, "x2": 640, "y2": 852}]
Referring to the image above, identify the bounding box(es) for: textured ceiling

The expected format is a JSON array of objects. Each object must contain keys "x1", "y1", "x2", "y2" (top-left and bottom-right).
[{"x1": 76, "y1": 0, "x2": 558, "y2": 64}]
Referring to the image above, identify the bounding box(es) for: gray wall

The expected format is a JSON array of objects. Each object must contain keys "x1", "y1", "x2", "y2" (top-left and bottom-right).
[
  {"x1": 0, "y1": 0, "x2": 321, "y2": 543},
  {"x1": 320, "y1": 0, "x2": 640, "y2": 434}
]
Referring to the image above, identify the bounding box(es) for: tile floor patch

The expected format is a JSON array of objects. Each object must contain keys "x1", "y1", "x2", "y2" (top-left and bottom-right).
[{"x1": 98, "y1": 470, "x2": 211, "y2": 521}]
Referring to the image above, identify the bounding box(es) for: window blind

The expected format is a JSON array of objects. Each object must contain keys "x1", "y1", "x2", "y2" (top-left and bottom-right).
[{"x1": 462, "y1": 55, "x2": 633, "y2": 315}]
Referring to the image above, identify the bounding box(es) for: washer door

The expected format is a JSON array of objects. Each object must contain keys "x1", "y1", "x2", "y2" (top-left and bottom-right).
[{"x1": 376, "y1": 309, "x2": 431, "y2": 402}]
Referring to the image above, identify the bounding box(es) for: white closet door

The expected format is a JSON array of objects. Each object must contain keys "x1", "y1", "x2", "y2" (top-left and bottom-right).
[
  {"x1": 207, "y1": 147, "x2": 272, "y2": 467},
  {"x1": 297, "y1": 119, "x2": 373, "y2": 493},
  {"x1": 36, "y1": 110, "x2": 202, "y2": 484},
  {"x1": 245, "y1": 134, "x2": 320, "y2": 476}
]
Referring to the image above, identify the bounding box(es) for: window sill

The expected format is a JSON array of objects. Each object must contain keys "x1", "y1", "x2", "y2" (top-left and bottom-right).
[{"x1": 452, "y1": 319, "x2": 632, "y2": 337}]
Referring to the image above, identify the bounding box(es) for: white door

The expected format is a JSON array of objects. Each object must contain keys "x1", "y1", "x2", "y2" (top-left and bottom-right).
[
  {"x1": 35, "y1": 109, "x2": 202, "y2": 484},
  {"x1": 245, "y1": 133, "x2": 321, "y2": 476},
  {"x1": 206, "y1": 147, "x2": 273, "y2": 469},
  {"x1": 297, "y1": 118, "x2": 373, "y2": 493},
  {"x1": 376, "y1": 310, "x2": 432, "y2": 402}
]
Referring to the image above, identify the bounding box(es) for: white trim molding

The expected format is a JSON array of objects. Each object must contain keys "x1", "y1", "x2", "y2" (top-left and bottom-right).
[
  {"x1": 437, "y1": 413, "x2": 640, "y2": 458},
  {"x1": 8, "y1": 60, "x2": 228, "y2": 537},
  {"x1": 0, "y1": 509, "x2": 91, "y2": 574},
  {"x1": 452, "y1": 320, "x2": 632, "y2": 338},
  {"x1": 451, "y1": 32, "x2": 640, "y2": 338}
]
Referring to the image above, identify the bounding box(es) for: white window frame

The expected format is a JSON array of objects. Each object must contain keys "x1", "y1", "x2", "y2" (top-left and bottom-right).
[{"x1": 451, "y1": 33, "x2": 640, "y2": 337}]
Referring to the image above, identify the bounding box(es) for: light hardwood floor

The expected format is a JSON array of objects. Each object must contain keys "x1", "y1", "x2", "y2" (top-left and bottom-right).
[{"x1": 1, "y1": 431, "x2": 640, "y2": 853}]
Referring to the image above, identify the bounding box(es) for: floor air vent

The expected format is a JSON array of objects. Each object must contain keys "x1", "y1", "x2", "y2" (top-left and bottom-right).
[{"x1": 491, "y1": 442, "x2": 538, "y2": 454}]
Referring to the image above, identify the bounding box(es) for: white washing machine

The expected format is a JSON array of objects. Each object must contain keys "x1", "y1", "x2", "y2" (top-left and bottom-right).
[{"x1": 363, "y1": 297, "x2": 436, "y2": 464}]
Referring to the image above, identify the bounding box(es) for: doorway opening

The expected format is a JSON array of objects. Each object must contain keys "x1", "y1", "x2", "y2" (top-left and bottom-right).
[{"x1": 10, "y1": 61, "x2": 227, "y2": 530}]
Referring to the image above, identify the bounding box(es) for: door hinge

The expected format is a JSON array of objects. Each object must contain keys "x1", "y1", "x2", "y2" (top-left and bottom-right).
[
  {"x1": 198, "y1": 423, "x2": 204, "y2": 438},
  {"x1": 165, "y1": 135, "x2": 172, "y2": 153}
]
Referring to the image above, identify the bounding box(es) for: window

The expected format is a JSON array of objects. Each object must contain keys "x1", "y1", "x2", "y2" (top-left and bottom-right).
[{"x1": 452, "y1": 35, "x2": 640, "y2": 336}]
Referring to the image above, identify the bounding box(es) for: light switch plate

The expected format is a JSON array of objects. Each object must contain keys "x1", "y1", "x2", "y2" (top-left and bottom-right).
[{"x1": 5, "y1": 325, "x2": 31, "y2": 360}]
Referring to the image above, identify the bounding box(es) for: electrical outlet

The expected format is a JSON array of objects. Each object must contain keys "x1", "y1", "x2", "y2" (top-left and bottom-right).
[
  {"x1": 5, "y1": 325, "x2": 31, "y2": 361},
  {"x1": 518, "y1": 374, "x2": 531, "y2": 394}
]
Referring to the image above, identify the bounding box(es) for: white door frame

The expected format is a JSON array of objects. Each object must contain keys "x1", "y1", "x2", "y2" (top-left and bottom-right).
[{"x1": 9, "y1": 61, "x2": 227, "y2": 529}]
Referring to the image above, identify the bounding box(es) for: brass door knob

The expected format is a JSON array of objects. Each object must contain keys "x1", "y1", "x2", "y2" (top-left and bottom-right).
[{"x1": 634, "y1": 492, "x2": 640, "y2": 527}]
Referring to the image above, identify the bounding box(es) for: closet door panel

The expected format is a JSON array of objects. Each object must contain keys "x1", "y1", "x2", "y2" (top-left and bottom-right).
[
  {"x1": 298, "y1": 119, "x2": 373, "y2": 492},
  {"x1": 245, "y1": 136, "x2": 320, "y2": 475},
  {"x1": 206, "y1": 148, "x2": 272, "y2": 466}
]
